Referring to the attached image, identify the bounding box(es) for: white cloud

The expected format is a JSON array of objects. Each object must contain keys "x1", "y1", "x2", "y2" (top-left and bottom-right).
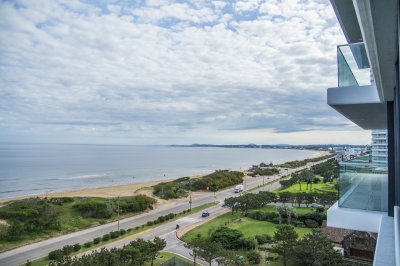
[
  {"x1": 0, "y1": 0, "x2": 363, "y2": 145},
  {"x1": 235, "y1": 0, "x2": 261, "y2": 13}
]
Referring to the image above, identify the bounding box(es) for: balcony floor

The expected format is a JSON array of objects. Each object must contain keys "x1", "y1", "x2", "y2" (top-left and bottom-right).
[{"x1": 340, "y1": 173, "x2": 387, "y2": 212}]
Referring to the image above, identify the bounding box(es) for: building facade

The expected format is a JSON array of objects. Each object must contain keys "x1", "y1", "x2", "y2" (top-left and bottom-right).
[
  {"x1": 371, "y1": 129, "x2": 387, "y2": 165},
  {"x1": 326, "y1": 0, "x2": 400, "y2": 265}
]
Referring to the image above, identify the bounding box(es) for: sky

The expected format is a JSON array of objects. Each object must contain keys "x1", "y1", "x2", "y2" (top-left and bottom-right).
[{"x1": 0, "y1": 0, "x2": 371, "y2": 145}]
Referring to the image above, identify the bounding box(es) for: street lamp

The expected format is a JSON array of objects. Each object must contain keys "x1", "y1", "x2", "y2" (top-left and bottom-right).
[
  {"x1": 189, "y1": 179, "x2": 192, "y2": 211},
  {"x1": 117, "y1": 195, "x2": 120, "y2": 231}
]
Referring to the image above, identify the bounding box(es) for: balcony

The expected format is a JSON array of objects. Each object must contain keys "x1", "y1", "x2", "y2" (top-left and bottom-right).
[
  {"x1": 338, "y1": 42, "x2": 371, "y2": 87},
  {"x1": 327, "y1": 155, "x2": 388, "y2": 232},
  {"x1": 327, "y1": 42, "x2": 386, "y2": 129},
  {"x1": 339, "y1": 155, "x2": 387, "y2": 212}
]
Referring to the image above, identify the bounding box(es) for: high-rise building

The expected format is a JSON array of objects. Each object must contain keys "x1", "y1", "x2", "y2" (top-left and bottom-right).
[
  {"x1": 371, "y1": 130, "x2": 387, "y2": 165},
  {"x1": 326, "y1": 1, "x2": 400, "y2": 265}
]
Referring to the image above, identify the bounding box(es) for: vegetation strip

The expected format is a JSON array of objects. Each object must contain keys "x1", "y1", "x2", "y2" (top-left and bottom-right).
[
  {"x1": 26, "y1": 202, "x2": 216, "y2": 266},
  {"x1": 152, "y1": 170, "x2": 244, "y2": 200}
]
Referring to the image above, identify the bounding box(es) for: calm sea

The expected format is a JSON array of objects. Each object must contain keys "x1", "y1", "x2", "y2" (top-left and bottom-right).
[{"x1": 0, "y1": 144, "x2": 319, "y2": 199}]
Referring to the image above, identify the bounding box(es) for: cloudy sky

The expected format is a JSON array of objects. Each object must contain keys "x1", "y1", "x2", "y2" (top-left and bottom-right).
[{"x1": 0, "y1": 0, "x2": 371, "y2": 145}]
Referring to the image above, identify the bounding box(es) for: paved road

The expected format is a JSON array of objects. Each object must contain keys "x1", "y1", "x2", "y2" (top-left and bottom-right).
[{"x1": 0, "y1": 160, "x2": 323, "y2": 266}]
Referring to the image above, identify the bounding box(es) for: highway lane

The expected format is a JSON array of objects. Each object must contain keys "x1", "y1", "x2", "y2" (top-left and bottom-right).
[{"x1": 0, "y1": 160, "x2": 323, "y2": 266}]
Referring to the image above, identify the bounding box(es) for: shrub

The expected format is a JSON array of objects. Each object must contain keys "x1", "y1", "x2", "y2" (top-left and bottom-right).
[
  {"x1": 49, "y1": 197, "x2": 74, "y2": 205},
  {"x1": 157, "y1": 216, "x2": 166, "y2": 223},
  {"x1": 255, "y1": 234, "x2": 272, "y2": 245},
  {"x1": 147, "y1": 221, "x2": 154, "y2": 226},
  {"x1": 240, "y1": 237, "x2": 257, "y2": 250},
  {"x1": 83, "y1": 241, "x2": 92, "y2": 248},
  {"x1": 73, "y1": 199, "x2": 112, "y2": 219},
  {"x1": 93, "y1": 237, "x2": 101, "y2": 244},
  {"x1": 296, "y1": 212, "x2": 326, "y2": 226},
  {"x1": 292, "y1": 221, "x2": 305, "y2": 227},
  {"x1": 102, "y1": 234, "x2": 110, "y2": 241},
  {"x1": 211, "y1": 227, "x2": 244, "y2": 250},
  {"x1": 119, "y1": 229, "x2": 126, "y2": 235},
  {"x1": 247, "y1": 250, "x2": 261, "y2": 264},
  {"x1": 304, "y1": 219, "x2": 319, "y2": 228},
  {"x1": 48, "y1": 249, "x2": 64, "y2": 260},
  {"x1": 73, "y1": 243, "x2": 81, "y2": 252},
  {"x1": 62, "y1": 245, "x2": 74, "y2": 255},
  {"x1": 153, "y1": 220, "x2": 159, "y2": 224},
  {"x1": 127, "y1": 228, "x2": 132, "y2": 232},
  {"x1": 110, "y1": 231, "x2": 120, "y2": 239}
]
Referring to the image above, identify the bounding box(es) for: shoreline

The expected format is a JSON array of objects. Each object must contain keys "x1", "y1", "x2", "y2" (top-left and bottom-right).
[{"x1": 0, "y1": 150, "x2": 331, "y2": 204}]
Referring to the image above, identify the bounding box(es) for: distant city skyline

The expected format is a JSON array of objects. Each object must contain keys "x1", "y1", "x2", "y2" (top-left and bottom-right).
[{"x1": 0, "y1": 0, "x2": 371, "y2": 145}]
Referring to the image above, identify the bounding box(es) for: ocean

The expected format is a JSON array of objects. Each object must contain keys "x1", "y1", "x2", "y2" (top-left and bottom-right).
[{"x1": 0, "y1": 144, "x2": 319, "y2": 199}]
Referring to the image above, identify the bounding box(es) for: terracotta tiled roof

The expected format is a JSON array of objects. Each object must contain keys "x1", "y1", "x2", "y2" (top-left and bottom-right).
[{"x1": 321, "y1": 221, "x2": 354, "y2": 244}]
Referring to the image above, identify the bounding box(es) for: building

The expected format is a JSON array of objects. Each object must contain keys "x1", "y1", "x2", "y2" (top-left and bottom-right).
[
  {"x1": 325, "y1": 1, "x2": 400, "y2": 265},
  {"x1": 371, "y1": 130, "x2": 387, "y2": 165}
]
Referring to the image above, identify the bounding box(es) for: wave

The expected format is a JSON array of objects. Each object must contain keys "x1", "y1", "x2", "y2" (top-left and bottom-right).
[{"x1": 57, "y1": 173, "x2": 110, "y2": 180}]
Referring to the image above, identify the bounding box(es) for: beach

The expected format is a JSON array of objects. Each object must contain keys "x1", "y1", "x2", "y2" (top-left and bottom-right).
[{"x1": 0, "y1": 150, "x2": 330, "y2": 204}]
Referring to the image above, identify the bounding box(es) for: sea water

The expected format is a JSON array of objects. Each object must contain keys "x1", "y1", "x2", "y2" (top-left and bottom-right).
[{"x1": 0, "y1": 144, "x2": 319, "y2": 198}]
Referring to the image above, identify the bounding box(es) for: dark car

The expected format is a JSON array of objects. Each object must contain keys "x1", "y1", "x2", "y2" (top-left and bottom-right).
[{"x1": 201, "y1": 211, "x2": 210, "y2": 217}]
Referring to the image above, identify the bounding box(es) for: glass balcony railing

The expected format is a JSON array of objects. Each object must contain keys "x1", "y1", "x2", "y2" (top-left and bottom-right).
[
  {"x1": 338, "y1": 155, "x2": 387, "y2": 212},
  {"x1": 338, "y1": 42, "x2": 372, "y2": 87}
]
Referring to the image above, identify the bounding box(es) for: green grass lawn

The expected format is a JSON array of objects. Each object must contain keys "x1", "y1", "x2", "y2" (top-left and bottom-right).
[
  {"x1": 253, "y1": 205, "x2": 314, "y2": 215},
  {"x1": 182, "y1": 209, "x2": 313, "y2": 244},
  {"x1": 277, "y1": 179, "x2": 337, "y2": 193},
  {"x1": 228, "y1": 217, "x2": 311, "y2": 238}
]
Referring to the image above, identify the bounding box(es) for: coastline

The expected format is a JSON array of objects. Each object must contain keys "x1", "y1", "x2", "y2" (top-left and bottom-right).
[{"x1": 0, "y1": 149, "x2": 330, "y2": 204}]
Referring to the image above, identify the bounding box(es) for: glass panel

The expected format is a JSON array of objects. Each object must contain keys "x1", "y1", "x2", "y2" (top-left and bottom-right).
[
  {"x1": 338, "y1": 155, "x2": 387, "y2": 212},
  {"x1": 338, "y1": 42, "x2": 372, "y2": 87}
]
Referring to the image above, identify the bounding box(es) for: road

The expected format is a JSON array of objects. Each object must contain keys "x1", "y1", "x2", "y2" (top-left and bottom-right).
[{"x1": 0, "y1": 160, "x2": 323, "y2": 266}]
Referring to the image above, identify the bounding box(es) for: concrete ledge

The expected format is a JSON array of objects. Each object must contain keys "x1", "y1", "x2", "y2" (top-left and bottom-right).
[
  {"x1": 327, "y1": 201, "x2": 385, "y2": 232},
  {"x1": 373, "y1": 215, "x2": 395, "y2": 266}
]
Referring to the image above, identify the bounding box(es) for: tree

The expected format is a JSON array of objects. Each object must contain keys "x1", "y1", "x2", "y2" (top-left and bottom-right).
[
  {"x1": 224, "y1": 197, "x2": 239, "y2": 215},
  {"x1": 276, "y1": 205, "x2": 296, "y2": 225},
  {"x1": 195, "y1": 238, "x2": 223, "y2": 266},
  {"x1": 185, "y1": 236, "x2": 201, "y2": 266},
  {"x1": 258, "y1": 191, "x2": 277, "y2": 206},
  {"x1": 278, "y1": 192, "x2": 291, "y2": 205},
  {"x1": 300, "y1": 169, "x2": 313, "y2": 191},
  {"x1": 294, "y1": 231, "x2": 344, "y2": 265},
  {"x1": 272, "y1": 225, "x2": 298, "y2": 266},
  {"x1": 304, "y1": 193, "x2": 315, "y2": 207},
  {"x1": 292, "y1": 172, "x2": 303, "y2": 191},
  {"x1": 294, "y1": 193, "x2": 305, "y2": 207},
  {"x1": 149, "y1": 237, "x2": 166, "y2": 266}
]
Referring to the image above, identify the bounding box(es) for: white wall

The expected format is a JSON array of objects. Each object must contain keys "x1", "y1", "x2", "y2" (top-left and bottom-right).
[{"x1": 327, "y1": 201, "x2": 385, "y2": 232}]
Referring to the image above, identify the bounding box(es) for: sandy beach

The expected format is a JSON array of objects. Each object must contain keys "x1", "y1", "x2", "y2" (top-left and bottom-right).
[{"x1": 0, "y1": 150, "x2": 331, "y2": 204}]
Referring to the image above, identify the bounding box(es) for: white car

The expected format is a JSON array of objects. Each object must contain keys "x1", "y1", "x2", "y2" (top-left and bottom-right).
[{"x1": 310, "y1": 203, "x2": 323, "y2": 208}]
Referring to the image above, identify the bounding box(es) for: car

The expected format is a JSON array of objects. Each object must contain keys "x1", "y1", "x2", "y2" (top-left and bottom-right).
[
  {"x1": 201, "y1": 211, "x2": 210, "y2": 217},
  {"x1": 310, "y1": 203, "x2": 323, "y2": 208},
  {"x1": 234, "y1": 184, "x2": 244, "y2": 193}
]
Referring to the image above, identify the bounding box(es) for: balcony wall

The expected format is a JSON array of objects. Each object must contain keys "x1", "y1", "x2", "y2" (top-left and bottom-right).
[{"x1": 338, "y1": 42, "x2": 371, "y2": 87}]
